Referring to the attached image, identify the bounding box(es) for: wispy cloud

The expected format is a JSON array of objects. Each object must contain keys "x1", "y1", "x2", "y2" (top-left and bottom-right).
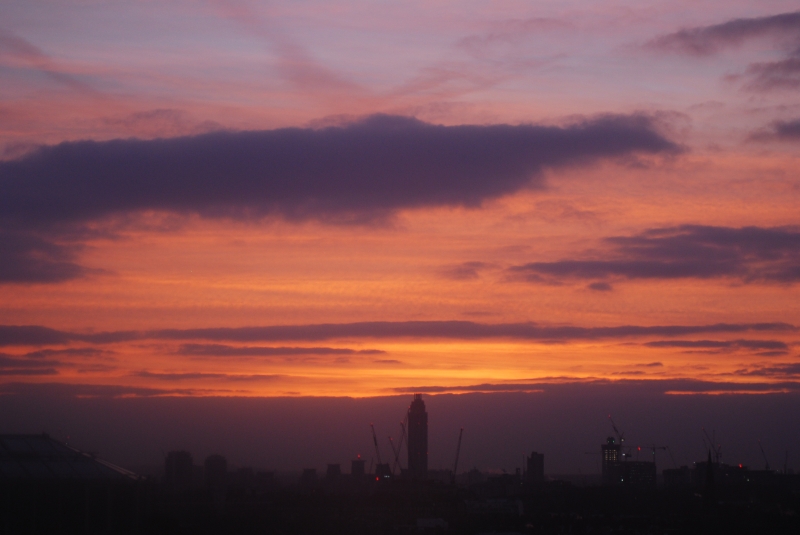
[
  {"x1": 739, "y1": 57, "x2": 800, "y2": 91},
  {"x1": 391, "y1": 378, "x2": 800, "y2": 395},
  {"x1": 735, "y1": 363, "x2": 800, "y2": 377},
  {"x1": 750, "y1": 118, "x2": 800, "y2": 141},
  {"x1": 648, "y1": 11, "x2": 800, "y2": 92},
  {"x1": 438, "y1": 261, "x2": 495, "y2": 281},
  {"x1": 131, "y1": 371, "x2": 284, "y2": 382},
  {"x1": 0, "y1": 27, "x2": 98, "y2": 94},
  {"x1": 22, "y1": 347, "x2": 114, "y2": 359},
  {"x1": 1, "y1": 320, "x2": 794, "y2": 347},
  {"x1": 0, "y1": 353, "x2": 61, "y2": 376},
  {"x1": 177, "y1": 344, "x2": 385, "y2": 357},
  {"x1": 208, "y1": 0, "x2": 362, "y2": 98},
  {"x1": 508, "y1": 225, "x2": 800, "y2": 285},
  {"x1": 0, "y1": 230, "x2": 89, "y2": 283},
  {"x1": 644, "y1": 339, "x2": 789, "y2": 354},
  {"x1": 648, "y1": 11, "x2": 800, "y2": 56},
  {"x1": 458, "y1": 17, "x2": 571, "y2": 57},
  {"x1": 0, "y1": 382, "x2": 225, "y2": 398}
]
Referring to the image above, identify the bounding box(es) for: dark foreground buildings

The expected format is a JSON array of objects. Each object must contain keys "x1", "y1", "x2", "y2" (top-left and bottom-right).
[
  {"x1": 0, "y1": 433, "x2": 149, "y2": 533},
  {"x1": 3, "y1": 400, "x2": 800, "y2": 534},
  {"x1": 407, "y1": 393, "x2": 428, "y2": 479},
  {"x1": 601, "y1": 436, "x2": 656, "y2": 487}
]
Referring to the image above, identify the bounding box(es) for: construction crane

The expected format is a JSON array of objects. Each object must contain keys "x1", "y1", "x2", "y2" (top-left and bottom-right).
[
  {"x1": 451, "y1": 427, "x2": 463, "y2": 484},
  {"x1": 388, "y1": 436, "x2": 399, "y2": 475},
  {"x1": 370, "y1": 423, "x2": 382, "y2": 466},
  {"x1": 640, "y1": 445, "x2": 669, "y2": 472},
  {"x1": 608, "y1": 415, "x2": 628, "y2": 459},
  {"x1": 758, "y1": 440, "x2": 770, "y2": 471},
  {"x1": 665, "y1": 446, "x2": 678, "y2": 469},
  {"x1": 702, "y1": 428, "x2": 722, "y2": 464},
  {"x1": 396, "y1": 421, "x2": 407, "y2": 472}
]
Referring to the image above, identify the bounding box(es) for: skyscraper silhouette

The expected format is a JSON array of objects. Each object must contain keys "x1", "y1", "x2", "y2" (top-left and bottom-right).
[
  {"x1": 407, "y1": 393, "x2": 428, "y2": 479},
  {"x1": 601, "y1": 437, "x2": 620, "y2": 486}
]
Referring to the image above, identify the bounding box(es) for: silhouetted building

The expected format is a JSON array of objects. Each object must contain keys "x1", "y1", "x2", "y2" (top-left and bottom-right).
[
  {"x1": 407, "y1": 393, "x2": 428, "y2": 479},
  {"x1": 615, "y1": 461, "x2": 656, "y2": 487},
  {"x1": 375, "y1": 463, "x2": 392, "y2": 480},
  {"x1": 692, "y1": 456, "x2": 773, "y2": 489},
  {"x1": 351, "y1": 457, "x2": 365, "y2": 478},
  {"x1": 165, "y1": 450, "x2": 194, "y2": 490},
  {"x1": 204, "y1": 454, "x2": 227, "y2": 490},
  {"x1": 703, "y1": 450, "x2": 715, "y2": 508},
  {"x1": 601, "y1": 437, "x2": 655, "y2": 487},
  {"x1": 254, "y1": 470, "x2": 275, "y2": 490},
  {"x1": 326, "y1": 463, "x2": 341, "y2": 480},
  {"x1": 466, "y1": 467, "x2": 485, "y2": 486},
  {"x1": 301, "y1": 468, "x2": 317, "y2": 486},
  {"x1": 1, "y1": 433, "x2": 141, "y2": 481},
  {"x1": 233, "y1": 466, "x2": 254, "y2": 489},
  {"x1": 663, "y1": 465, "x2": 692, "y2": 487},
  {"x1": 526, "y1": 451, "x2": 544, "y2": 484},
  {"x1": 0, "y1": 434, "x2": 147, "y2": 533},
  {"x1": 601, "y1": 436, "x2": 620, "y2": 485}
]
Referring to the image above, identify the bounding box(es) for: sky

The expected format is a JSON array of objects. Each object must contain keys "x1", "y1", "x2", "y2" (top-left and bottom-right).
[{"x1": 1, "y1": 1, "x2": 799, "y2": 473}]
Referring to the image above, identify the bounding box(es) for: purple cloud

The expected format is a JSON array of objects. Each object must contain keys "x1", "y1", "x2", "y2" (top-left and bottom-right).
[
  {"x1": 0, "y1": 114, "x2": 678, "y2": 284},
  {"x1": 508, "y1": 225, "x2": 800, "y2": 284},
  {"x1": 649, "y1": 11, "x2": 800, "y2": 56},
  {"x1": 0, "y1": 320, "x2": 794, "y2": 347},
  {"x1": 438, "y1": 261, "x2": 494, "y2": 280},
  {"x1": 649, "y1": 11, "x2": 800, "y2": 92},
  {"x1": 750, "y1": 118, "x2": 800, "y2": 141},
  {"x1": 644, "y1": 339, "x2": 789, "y2": 353},
  {"x1": 176, "y1": 344, "x2": 385, "y2": 357},
  {"x1": 131, "y1": 371, "x2": 283, "y2": 382},
  {"x1": 392, "y1": 378, "x2": 800, "y2": 394}
]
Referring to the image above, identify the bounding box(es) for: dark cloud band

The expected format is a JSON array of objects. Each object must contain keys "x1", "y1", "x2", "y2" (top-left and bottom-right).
[
  {"x1": 644, "y1": 339, "x2": 789, "y2": 352},
  {"x1": 176, "y1": 344, "x2": 385, "y2": 357},
  {"x1": 751, "y1": 118, "x2": 800, "y2": 141},
  {"x1": 0, "y1": 114, "x2": 679, "y2": 284},
  {"x1": 509, "y1": 225, "x2": 800, "y2": 284},
  {"x1": 0, "y1": 114, "x2": 677, "y2": 227},
  {"x1": 392, "y1": 378, "x2": 800, "y2": 395},
  {"x1": 649, "y1": 11, "x2": 800, "y2": 56},
  {"x1": 0, "y1": 320, "x2": 794, "y2": 347},
  {"x1": 131, "y1": 371, "x2": 284, "y2": 382},
  {"x1": 648, "y1": 11, "x2": 800, "y2": 92}
]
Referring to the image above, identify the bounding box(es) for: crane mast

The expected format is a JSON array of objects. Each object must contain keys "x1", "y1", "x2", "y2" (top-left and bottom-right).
[
  {"x1": 702, "y1": 427, "x2": 722, "y2": 464},
  {"x1": 388, "y1": 436, "x2": 399, "y2": 475},
  {"x1": 608, "y1": 415, "x2": 628, "y2": 459},
  {"x1": 758, "y1": 440, "x2": 770, "y2": 471},
  {"x1": 640, "y1": 444, "x2": 669, "y2": 472},
  {"x1": 370, "y1": 423, "x2": 382, "y2": 466},
  {"x1": 391, "y1": 420, "x2": 407, "y2": 475},
  {"x1": 452, "y1": 427, "x2": 463, "y2": 484}
]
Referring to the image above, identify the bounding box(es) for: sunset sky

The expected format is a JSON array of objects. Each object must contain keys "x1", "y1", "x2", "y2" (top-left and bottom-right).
[{"x1": 2, "y1": 1, "x2": 799, "y2": 472}]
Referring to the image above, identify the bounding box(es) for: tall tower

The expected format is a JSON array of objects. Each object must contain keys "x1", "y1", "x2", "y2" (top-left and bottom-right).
[
  {"x1": 526, "y1": 451, "x2": 544, "y2": 484},
  {"x1": 407, "y1": 393, "x2": 428, "y2": 479}
]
